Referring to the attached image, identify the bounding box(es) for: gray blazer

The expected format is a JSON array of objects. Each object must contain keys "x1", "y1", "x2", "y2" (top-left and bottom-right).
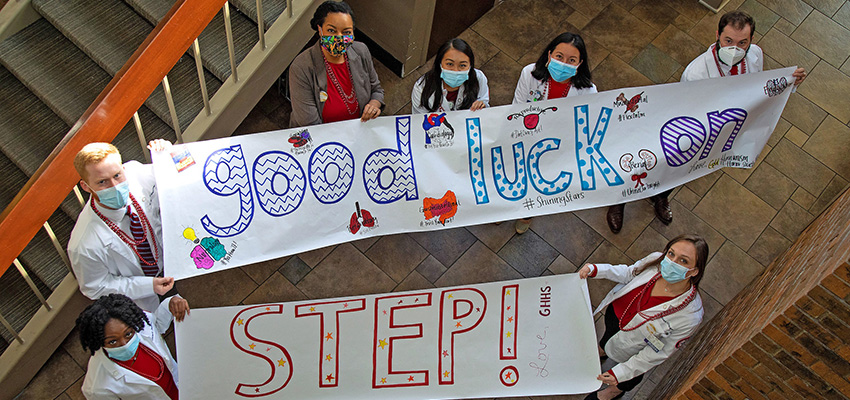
[{"x1": 288, "y1": 41, "x2": 385, "y2": 128}]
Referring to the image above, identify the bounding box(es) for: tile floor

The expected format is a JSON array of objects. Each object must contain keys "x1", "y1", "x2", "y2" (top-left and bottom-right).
[{"x1": 17, "y1": 0, "x2": 850, "y2": 398}]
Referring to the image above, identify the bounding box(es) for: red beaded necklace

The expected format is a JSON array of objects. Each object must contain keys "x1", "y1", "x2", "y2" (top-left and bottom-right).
[
  {"x1": 323, "y1": 53, "x2": 359, "y2": 115},
  {"x1": 618, "y1": 272, "x2": 697, "y2": 332},
  {"x1": 91, "y1": 193, "x2": 160, "y2": 266}
]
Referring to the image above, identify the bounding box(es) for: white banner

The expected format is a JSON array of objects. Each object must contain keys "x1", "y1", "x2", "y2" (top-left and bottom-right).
[
  {"x1": 176, "y1": 274, "x2": 598, "y2": 399},
  {"x1": 154, "y1": 68, "x2": 794, "y2": 280}
]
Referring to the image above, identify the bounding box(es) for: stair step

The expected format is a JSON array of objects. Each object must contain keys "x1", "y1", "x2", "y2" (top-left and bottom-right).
[
  {"x1": 0, "y1": 263, "x2": 51, "y2": 344},
  {"x1": 125, "y1": 0, "x2": 258, "y2": 82},
  {"x1": 0, "y1": 19, "x2": 176, "y2": 164},
  {"x1": 0, "y1": 66, "x2": 82, "y2": 219},
  {"x1": 0, "y1": 151, "x2": 74, "y2": 291},
  {"x1": 230, "y1": 0, "x2": 287, "y2": 30},
  {"x1": 32, "y1": 0, "x2": 222, "y2": 132}
]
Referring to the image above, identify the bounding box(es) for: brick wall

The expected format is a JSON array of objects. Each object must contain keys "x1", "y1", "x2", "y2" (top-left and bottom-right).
[{"x1": 651, "y1": 187, "x2": 850, "y2": 399}]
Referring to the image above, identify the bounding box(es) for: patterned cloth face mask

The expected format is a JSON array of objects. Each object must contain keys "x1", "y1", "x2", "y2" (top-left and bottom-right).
[{"x1": 321, "y1": 34, "x2": 354, "y2": 57}]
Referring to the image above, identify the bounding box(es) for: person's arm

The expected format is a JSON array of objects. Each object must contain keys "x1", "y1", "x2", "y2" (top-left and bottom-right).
[
  {"x1": 512, "y1": 69, "x2": 530, "y2": 104},
  {"x1": 472, "y1": 70, "x2": 490, "y2": 111},
  {"x1": 70, "y1": 248, "x2": 163, "y2": 301},
  {"x1": 609, "y1": 316, "x2": 701, "y2": 382},
  {"x1": 288, "y1": 55, "x2": 323, "y2": 127},
  {"x1": 153, "y1": 296, "x2": 190, "y2": 333},
  {"x1": 411, "y1": 79, "x2": 427, "y2": 114},
  {"x1": 579, "y1": 252, "x2": 662, "y2": 284},
  {"x1": 360, "y1": 45, "x2": 385, "y2": 121}
]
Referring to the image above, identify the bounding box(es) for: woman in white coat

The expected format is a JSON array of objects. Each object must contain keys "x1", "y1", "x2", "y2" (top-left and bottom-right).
[
  {"x1": 579, "y1": 234, "x2": 708, "y2": 400},
  {"x1": 78, "y1": 293, "x2": 189, "y2": 399},
  {"x1": 512, "y1": 32, "x2": 597, "y2": 234},
  {"x1": 411, "y1": 38, "x2": 489, "y2": 114}
]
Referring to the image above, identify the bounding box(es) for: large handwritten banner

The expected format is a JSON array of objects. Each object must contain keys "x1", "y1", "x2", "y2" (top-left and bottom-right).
[
  {"x1": 154, "y1": 68, "x2": 795, "y2": 280},
  {"x1": 176, "y1": 274, "x2": 598, "y2": 399}
]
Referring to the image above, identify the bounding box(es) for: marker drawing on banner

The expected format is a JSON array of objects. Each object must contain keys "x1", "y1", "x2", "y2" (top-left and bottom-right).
[
  {"x1": 176, "y1": 273, "x2": 600, "y2": 399},
  {"x1": 153, "y1": 68, "x2": 795, "y2": 281}
]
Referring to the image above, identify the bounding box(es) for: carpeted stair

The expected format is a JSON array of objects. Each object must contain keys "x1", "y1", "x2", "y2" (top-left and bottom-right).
[{"x1": 0, "y1": 0, "x2": 288, "y2": 356}]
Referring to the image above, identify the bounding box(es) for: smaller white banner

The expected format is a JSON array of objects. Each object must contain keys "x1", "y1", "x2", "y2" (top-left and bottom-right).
[{"x1": 176, "y1": 274, "x2": 599, "y2": 399}]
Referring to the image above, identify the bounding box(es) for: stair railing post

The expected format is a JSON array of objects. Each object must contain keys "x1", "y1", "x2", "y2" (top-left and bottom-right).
[
  {"x1": 223, "y1": 2, "x2": 239, "y2": 83},
  {"x1": 256, "y1": 0, "x2": 266, "y2": 50},
  {"x1": 43, "y1": 221, "x2": 73, "y2": 275},
  {"x1": 192, "y1": 39, "x2": 212, "y2": 116},
  {"x1": 161, "y1": 76, "x2": 184, "y2": 144},
  {"x1": 0, "y1": 312, "x2": 23, "y2": 344},
  {"x1": 132, "y1": 112, "x2": 150, "y2": 163},
  {"x1": 13, "y1": 259, "x2": 51, "y2": 311},
  {"x1": 73, "y1": 186, "x2": 86, "y2": 207}
]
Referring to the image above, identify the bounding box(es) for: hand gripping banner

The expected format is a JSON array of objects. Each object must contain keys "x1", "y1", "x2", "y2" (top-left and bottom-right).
[{"x1": 154, "y1": 68, "x2": 795, "y2": 280}]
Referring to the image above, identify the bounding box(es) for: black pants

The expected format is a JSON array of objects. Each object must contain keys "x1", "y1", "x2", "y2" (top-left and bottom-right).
[{"x1": 599, "y1": 304, "x2": 644, "y2": 392}]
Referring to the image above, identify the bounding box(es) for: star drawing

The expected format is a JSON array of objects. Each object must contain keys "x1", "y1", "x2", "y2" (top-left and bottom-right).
[
  {"x1": 443, "y1": 370, "x2": 450, "y2": 377},
  {"x1": 326, "y1": 374, "x2": 335, "y2": 382},
  {"x1": 237, "y1": 318, "x2": 244, "y2": 325},
  {"x1": 506, "y1": 289, "x2": 511, "y2": 296},
  {"x1": 380, "y1": 378, "x2": 387, "y2": 384},
  {"x1": 507, "y1": 316, "x2": 513, "y2": 323},
  {"x1": 505, "y1": 371, "x2": 513, "y2": 380},
  {"x1": 325, "y1": 332, "x2": 334, "y2": 341},
  {"x1": 408, "y1": 375, "x2": 415, "y2": 382},
  {"x1": 455, "y1": 322, "x2": 462, "y2": 328},
  {"x1": 249, "y1": 343, "x2": 256, "y2": 350},
  {"x1": 277, "y1": 358, "x2": 286, "y2": 366},
  {"x1": 506, "y1": 331, "x2": 512, "y2": 338},
  {"x1": 378, "y1": 338, "x2": 388, "y2": 350},
  {"x1": 310, "y1": 306, "x2": 316, "y2": 312},
  {"x1": 326, "y1": 354, "x2": 333, "y2": 361},
  {"x1": 442, "y1": 350, "x2": 449, "y2": 357}
]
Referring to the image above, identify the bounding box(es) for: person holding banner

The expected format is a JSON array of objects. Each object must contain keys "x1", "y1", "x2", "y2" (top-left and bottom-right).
[
  {"x1": 607, "y1": 10, "x2": 807, "y2": 234},
  {"x1": 579, "y1": 234, "x2": 708, "y2": 400},
  {"x1": 77, "y1": 293, "x2": 185, "y2": 399},
  {"x1": 512, "y1": 31, "x2": 597, "y2": 233},
  {"x1": 411, "y1": 38, "x2": 490, "y2": 114},
  {"x1": 68, "y1": 141, "x2": 188, "y2": 317},
  {"x1": 288, "y1": 1, "x2": 385, "y2": 128}
]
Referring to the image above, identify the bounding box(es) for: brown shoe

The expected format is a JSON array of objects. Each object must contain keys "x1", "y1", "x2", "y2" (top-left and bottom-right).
[
  {"x1": 606, "y1": 204, "x2": 624, "y2": 234},
  {"x1": 652, "y1": 195, "x2": 673, "y2": 225}
]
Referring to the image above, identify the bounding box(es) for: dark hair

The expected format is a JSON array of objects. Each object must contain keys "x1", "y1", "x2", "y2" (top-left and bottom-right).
[
  {"x1": 718, "y1": 11, "x2": 755, "y2": 38},
  {"x1": 310, "y1": 1, "x2": 355, "y2": 31},
  {"x1": 531, "y1": 32, "x2": 593, "y2": 89},
  {"x1": 419, "y1": 38, "x2": 480, "y2": 112},
  {"x1": 76, "y1": 294, "x2": 150, "y2": 355},
  {"x1": 636, "y1": 234, "x2": 710, "y2": 289}
]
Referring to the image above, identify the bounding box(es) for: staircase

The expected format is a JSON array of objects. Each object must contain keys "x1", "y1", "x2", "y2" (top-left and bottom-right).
[{"x1": 0, "y1": 0, "x2": 310, "y2": 392}]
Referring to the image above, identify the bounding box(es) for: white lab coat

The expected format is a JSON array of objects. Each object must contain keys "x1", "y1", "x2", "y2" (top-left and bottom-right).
[
  {"x1": 512, "y1": 63, "x2": 597, "y2": 104},
  {"x1": 681, "y1": 43, "x2": 764, "y2": 82},
  {"x1": 82, "y1": 303, "x2": 178, "y2": 400},
  {"x1": 411, "y1": 68, "x2": 490, "y2": 114},
  {"x1": 590, "y1": 252, "x2": 703, "y2": 382},
  {"x1": 68, "y1": 161, "x2": 164, "y2": 312}
]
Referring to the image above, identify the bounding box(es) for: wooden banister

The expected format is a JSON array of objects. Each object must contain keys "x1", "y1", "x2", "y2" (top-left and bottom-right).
[{"x1": 0, "y1": 0, "x2": 226, "y2": 278}]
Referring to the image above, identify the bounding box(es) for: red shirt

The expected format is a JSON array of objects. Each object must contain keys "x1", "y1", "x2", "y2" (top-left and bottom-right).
[
  {"x1": 114, "y1": 343, "x2": 179, "y2": 399},
  {"x1": 547, "y1": 79, "x2": 572, "y2": 99},
  {"x1": 445, "y1": 89, "x2": 459, "y2": 104},
  {"x1": 611, "y1": 278, "x2": 675, "y2": 325},
  {"x1": 322, "y1": 60, "x2": 360, "y2": 123}
]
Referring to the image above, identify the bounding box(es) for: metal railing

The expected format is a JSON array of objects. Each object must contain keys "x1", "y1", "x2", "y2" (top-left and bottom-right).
[{"x1": 0, "y1": 0, "x2": 299, "y2": 345}]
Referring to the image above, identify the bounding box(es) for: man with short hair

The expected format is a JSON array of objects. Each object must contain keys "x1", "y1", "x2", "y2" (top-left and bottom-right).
[
  {"x1": 606, "y1": 10, "x2": 806, "y2": 235},
  {"x1": 68, "y1": 140, "x2": 187, "y2": 318}
]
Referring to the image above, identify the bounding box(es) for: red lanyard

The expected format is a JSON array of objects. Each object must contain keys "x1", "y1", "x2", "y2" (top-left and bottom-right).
[
  {"x1": 618, "y1": 273, "x2": 697, "y2": 332},
  {"x1": 91, "y1": 193, "x2": 160, "y2": 266}
]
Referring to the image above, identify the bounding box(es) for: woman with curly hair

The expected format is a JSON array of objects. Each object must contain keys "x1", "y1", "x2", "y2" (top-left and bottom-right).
[
  {"x1": 580, "y1": 234, "x2": 708, "y2": 400},
  {"x1": 77, "y1": 293, "x2": 188, "y2": 399}
]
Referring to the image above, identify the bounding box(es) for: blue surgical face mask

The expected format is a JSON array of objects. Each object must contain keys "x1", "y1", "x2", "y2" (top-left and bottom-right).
[
  {"x1": 547, "y1": 58, "x2": 578, "y2": 83},
  {"x1": 660, "y1": 256, "x2": 693, "y2": 284},
  {"x1": 96, "y1": 181, "x2": 130, "y2": 209},
  {"x1": 105, "y1": 331, "x2": 140, "y2": 361},
  {"x1": 440, "y1": 69, "x2": 470, "y2": 89}
]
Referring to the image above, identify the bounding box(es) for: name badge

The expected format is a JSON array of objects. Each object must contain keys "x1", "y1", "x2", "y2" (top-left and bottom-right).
[{"x1": 643, "y1": 324, "x2": 664, "y2": 353}]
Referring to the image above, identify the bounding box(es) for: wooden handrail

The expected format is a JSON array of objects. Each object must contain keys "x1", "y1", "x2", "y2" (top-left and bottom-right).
[{"x1": 0, "y1": 0, "x2": 226, "y2": 278}]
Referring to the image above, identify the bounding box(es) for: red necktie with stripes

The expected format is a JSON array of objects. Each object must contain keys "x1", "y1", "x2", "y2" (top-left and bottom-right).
[{"x1": 127, "y1": 206, "x2": 158, "y2": 276}]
